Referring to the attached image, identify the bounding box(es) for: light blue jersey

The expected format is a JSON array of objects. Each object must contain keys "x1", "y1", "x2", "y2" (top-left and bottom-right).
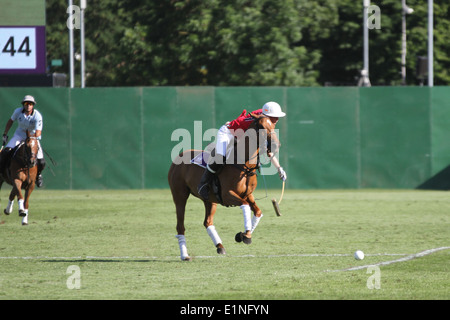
[
  {"x1": 6, "y1": 107, "x2": 44, "y2": 159},
  {"x1": 10, "y1": 107, "x2": 43, "y2": 140}
]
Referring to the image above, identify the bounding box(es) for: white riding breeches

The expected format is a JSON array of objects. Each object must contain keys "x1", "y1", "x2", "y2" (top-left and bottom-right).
[
  {"x1": 215, "y1": 125, "x2": 234, "y2": 158},
  {"x1": 6, "y1": 133, "x2": 44, "y2": 159}
]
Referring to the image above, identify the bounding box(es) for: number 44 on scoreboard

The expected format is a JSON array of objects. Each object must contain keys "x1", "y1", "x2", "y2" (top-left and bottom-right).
[
  {"x1": 2, "y1": 35, "x2": 32, "y2": 56},
  {"x1": 0, "y1": 27, "x2": 39, "y2": 71}
]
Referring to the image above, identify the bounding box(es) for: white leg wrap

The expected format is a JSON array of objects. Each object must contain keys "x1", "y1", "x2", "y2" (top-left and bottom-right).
[
  {"x1": 18, "y1": 199, "x2": 24, "y2": 212},
  {"x1": 21, "y1": 210, "x2": 28, "y2": 225},
  {"x1": 175, "y1": 235, "x2": 189, "y2": 260},
  {"x1": 5, "y1": 200, "x2": 14, "y2": 214},
  {"x1": 240, "y1": 204, "x2": 252, "y2": 232},
  {"x1": 206, "y1": 225, "x2": 222, "y2": 246},
  {"x1": 251, "y1": 214, "x2": 263, "y2": 233}
]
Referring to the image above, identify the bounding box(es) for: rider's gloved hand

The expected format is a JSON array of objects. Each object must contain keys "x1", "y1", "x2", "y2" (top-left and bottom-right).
[{"x1": 278, "y1": 167, "x2": 287, "y2": 181}]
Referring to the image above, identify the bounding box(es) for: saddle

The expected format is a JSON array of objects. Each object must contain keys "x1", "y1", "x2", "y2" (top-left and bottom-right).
[
  {"x1": 191, "y1": 140, "x2": 260, "y2": 205},
  {"x1": 190, "y1": 150, "x2": 210, "y2": 170},
  {"x1": 191, "y1": 150, "x2": 224, "y2": 204}
]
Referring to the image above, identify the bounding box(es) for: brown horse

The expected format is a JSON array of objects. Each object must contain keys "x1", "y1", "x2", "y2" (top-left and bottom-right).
[
  {"x1": 0, "y1": 131, "x2": 39, "y2": 225},
  {"x1": 168, "y1": 113, "x2": 280, "y2": 260}
]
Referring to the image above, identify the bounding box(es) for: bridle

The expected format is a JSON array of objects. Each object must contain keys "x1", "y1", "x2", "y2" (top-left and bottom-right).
[{"x1": 15, "y1": 137, "x2": 38, "y2": 169}]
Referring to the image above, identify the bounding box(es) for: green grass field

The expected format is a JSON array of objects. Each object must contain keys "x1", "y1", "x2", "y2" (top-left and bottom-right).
[{"x1": 0, "y1": 188, "x2": 448, "y2": 301}]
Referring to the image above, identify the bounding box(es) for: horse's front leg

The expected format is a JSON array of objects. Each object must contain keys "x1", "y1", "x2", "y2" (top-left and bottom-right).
[
  {"x1": 12, "y1": 179, "x2": 26, "y2": 216},
  {"x1": 21, "y1": 183, "x2": 35, "y2": 226},
  {"x1": 238, "y1": 203, "x2": 253, "y2": 244},
  {"x1": 4, "y1": 183, "x2": 17, "y2": 215},
  {"x1": 0, "y1": 178, "x2": 11, "y2": 215},
  {"x1": 24, "y1": 181, "x2": 35, "y2": 211},
  {"x1": 221, "y1": 189, "x2": 254, "y2": 245},
  {"x1": 247, "y1": 193, "x2": 263, "y2": 234},
  {"x1": 233, "y1": 194, "x2": 263, "y2": 245},
  {"x1": 203, "y1": 201, "x2": 226, "y2": 255}
]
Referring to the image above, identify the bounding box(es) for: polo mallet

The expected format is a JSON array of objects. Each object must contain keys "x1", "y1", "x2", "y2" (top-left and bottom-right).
[
  {"x1": 272, "y1": 180, "x2": 285, "y2": 216},
  {"x1": 269, "y1": 153, "x2": 284, "y2": 216}
]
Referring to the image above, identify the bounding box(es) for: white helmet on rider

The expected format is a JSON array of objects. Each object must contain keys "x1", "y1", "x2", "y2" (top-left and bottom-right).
[
  {"x1": 22, "y1": 95, "x2": 36, "y2": 105},
  {"x1": 262, "y1": 101, "x2": 286, "y2": 117}
]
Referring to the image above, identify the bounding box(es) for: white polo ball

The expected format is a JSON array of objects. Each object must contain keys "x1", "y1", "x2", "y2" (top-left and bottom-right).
[{"x1": 354, "y1": 250, "x2": 365, "y2": 260}]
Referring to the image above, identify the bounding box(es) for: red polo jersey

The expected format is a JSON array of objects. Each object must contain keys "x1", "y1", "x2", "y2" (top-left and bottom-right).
[{"x1": 226, "y1": 109, "x2": 262, "y2": 131}]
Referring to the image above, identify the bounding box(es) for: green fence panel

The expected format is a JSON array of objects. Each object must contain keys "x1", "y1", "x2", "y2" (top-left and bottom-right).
[
  {"x1": 70, "y1": 88, "x2": 143, "y2": 189},
  {"x1": 286, "y1": 87, "x2": 359, "y2": 188},
  {"x1": 359, "y1": 87, "x2": 431, "y2": 188},
  {"x1": 431, "y1": 87, "x2": 450, "y2": 175},
  {"x1": 143, "y1": 87, "x2": 177, "y2": 189},
  {"x1": 143, "y1": 87, "x2": 216, "y2": 188},
  {"x1": 35, "y1": 89, "x2": 70, "y2": 189},
  {"x1": 417, "y1": 87, "x2": 450, "y2": 190}
]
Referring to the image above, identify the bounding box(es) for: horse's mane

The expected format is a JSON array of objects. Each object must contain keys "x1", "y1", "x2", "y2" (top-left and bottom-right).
[
  {"x1": 248, "y1": 112, "x2": 266, "y2": 119},
  {"x1": 249, "y1": 113, "x2": 275, "y2": 133}
]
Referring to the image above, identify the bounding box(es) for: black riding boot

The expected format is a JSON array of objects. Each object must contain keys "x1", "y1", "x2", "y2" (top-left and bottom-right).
[
  {"x1": 36, "y1": 158, "x2": 46, "y2": 188},
  {"x1": 198, "y1": 162, "x2": 223, "y2": 200}
]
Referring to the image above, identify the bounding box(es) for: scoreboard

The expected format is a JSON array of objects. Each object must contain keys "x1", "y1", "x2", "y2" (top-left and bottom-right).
[
  {"x1": 0, "y1": 0, "x2": 46, "y2": 74},
  {"x1": 0, "y1": 26, "x2": 46, "y2": 73}
]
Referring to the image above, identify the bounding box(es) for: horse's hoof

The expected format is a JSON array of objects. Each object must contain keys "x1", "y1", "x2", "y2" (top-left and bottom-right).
[
  {"x1": 242, "y1": 235, "x2": 252, "y2": 245},
  {"x1": 235, "y1": 232, "x2": 252, "y2": 244},
  {"x1": 4, "y1": 209, "x2": 10, "y2": 216},
  {"x1": 19, "y1": 211, "x2": 26, "y2": 217},
  {"x1": 22, "y1": 222, "x2": 28, "y2": 226},
  {"x1": 217, "y1": 247, "x2": 226, "y2": 255},
  {"x1": 182, "y1": 256, "x2": 192, "y2": 261}
]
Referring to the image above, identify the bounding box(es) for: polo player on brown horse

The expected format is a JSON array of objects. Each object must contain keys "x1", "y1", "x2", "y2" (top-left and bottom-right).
[
  {"x1": 168, "y1": 102, "x2": 287, "y2": 260},
  {"x1": 0, "y1": 130, "x2": 39, "y2": 225}
]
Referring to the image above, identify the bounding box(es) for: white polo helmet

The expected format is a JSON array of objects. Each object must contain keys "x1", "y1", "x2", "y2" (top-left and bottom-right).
[
  {"x1": 262, "y1": 101, "x2": 285, "y2": 117},
  {"x1": 22, "y1": 95, "x2": 36, "y2": 105}
]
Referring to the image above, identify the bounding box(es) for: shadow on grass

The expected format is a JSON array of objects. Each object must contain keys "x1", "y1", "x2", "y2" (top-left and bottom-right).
[{"x1": 41, "y1": 258, "x2": 179, "y2": 263}]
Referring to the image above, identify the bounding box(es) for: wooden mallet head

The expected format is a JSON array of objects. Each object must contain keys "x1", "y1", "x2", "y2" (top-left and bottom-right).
[{"x1": 272, "y1": 198, "x2": 281, "y2": 216}]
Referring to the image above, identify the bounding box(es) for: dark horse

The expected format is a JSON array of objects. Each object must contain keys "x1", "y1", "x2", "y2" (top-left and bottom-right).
[
  {"x1": 0, "y1": 131, "x2": 39, "y2": 225},
  {"x1": 168, "y1": 113, "x2": 280, "y2": 260}
]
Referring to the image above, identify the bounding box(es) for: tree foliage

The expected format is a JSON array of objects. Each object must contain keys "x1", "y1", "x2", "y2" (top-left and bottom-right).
[{"x1": 46, "y1": 0, "x2": 449, "y2": 86}]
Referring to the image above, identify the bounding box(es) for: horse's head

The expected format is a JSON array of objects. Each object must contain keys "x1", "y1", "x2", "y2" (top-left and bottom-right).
[
  {"x1": 250, "y1": 113, "x2": 281, "y2": 156},
  {"x1": 23, "y1": 131, "x2": 39, "y2": 168}
]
